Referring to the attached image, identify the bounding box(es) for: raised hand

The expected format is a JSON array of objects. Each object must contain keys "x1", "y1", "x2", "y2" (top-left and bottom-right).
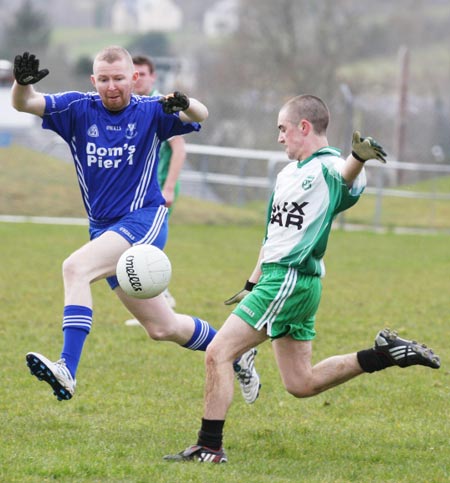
[
  {"x1": 224, "y1": 281, "x2": 256, "y2": 305},
  {"x1": 352, "y1": 131, "x2": 387, "y2": 164},
  {"x1": 14, "y1": 52, "x2": 49, "y2": 86},
  {"x1": 158, "y1": 91, "x2": 190, "y2": 114}
]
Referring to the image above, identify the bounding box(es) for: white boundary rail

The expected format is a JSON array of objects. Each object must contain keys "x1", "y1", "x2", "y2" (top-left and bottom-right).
[
  {"x1": 184, "y1": 143, "x2": 450, "y2": 199},
  {"x1": 1, "y1": 141, "x2": 449, "y2": 233},
  {"x1": 183, "y1": 143, "x2": 450, "y2": 232}
]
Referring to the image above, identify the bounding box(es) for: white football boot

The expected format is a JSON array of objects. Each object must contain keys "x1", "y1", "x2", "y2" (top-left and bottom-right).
[
  {"x1": 233, "y1": 348, "x2": 261, "y2": 404},
  {"x1": 26, "y1": 352, "x2": 76, "y2": 400}
]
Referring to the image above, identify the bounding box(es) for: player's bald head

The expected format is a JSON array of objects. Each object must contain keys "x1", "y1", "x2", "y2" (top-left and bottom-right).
[{"x1": 281, "y1": 95, "x2": 330, "y2": 135}]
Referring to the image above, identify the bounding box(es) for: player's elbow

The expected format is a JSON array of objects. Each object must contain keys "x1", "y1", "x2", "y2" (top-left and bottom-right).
[
  {"x1": 187, "y1": 99, "x2": 209, "y2": 123},
  {"x1": 11, "y1": 98, "x2": 25, "y2": 112}
]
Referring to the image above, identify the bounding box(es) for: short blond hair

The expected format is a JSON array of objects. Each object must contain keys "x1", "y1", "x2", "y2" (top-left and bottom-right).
[{"x1": 93, "y1": 46, "x2": 134, "y2": 71}]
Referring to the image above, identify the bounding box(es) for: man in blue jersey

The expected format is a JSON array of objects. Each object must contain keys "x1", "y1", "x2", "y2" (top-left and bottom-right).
[
  {"x1": 11, "y1": 47, "x2": 260, "y2": 405},
  {"x1": 164, "y1": 95, "x2": 441, "y2": 463}
]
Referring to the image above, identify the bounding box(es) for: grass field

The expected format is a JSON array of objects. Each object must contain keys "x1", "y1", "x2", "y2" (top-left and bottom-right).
[
  {"x1": 0, "y1": 221, "x2": 449, "y2": 483},
  {"x1": 50, "y1": 28, "x2": 134, "y2": 59},
  {"x1": 1, "y1": 145, "x2": 450, "y2": 231}
]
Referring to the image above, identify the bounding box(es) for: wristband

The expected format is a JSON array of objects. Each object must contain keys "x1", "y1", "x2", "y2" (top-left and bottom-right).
[
  {"x1": 244, "y1": 280, "x2": 256, "y2": 291},
  {"x1": 351, "y1": 151, "x2": 366, "y2": 163}
]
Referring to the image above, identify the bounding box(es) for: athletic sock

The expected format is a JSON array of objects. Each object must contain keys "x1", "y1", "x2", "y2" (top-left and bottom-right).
[
  {"x1": 357, "y1": 348, "x2": 395, "y2": 373},
  {"x1": 197, "y1": 418, "x2": 225, "y2": 450},
  {"x1": 182, "y1": 317, "x2": 217, "y2": 351},
  {"x1": 60, "y1": 305, "x2": 93, "y2": 377}
]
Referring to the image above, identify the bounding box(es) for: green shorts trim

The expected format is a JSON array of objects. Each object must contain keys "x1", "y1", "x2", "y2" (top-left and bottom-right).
[{"x1": 233, "y1": 263, "x2": 322, "y2": 341}]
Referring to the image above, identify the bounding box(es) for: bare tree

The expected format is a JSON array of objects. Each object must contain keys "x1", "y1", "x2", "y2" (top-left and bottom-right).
[
  {"x1": 2, "y1": 0, "x2": 51, "y2": 58},
  {"x1": 197, "y1": 0, "x2": 363, "y2": 148}
]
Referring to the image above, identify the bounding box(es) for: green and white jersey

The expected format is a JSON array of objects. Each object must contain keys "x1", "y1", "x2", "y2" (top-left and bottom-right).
[{"x1": 262, "y1": 147, "x2": 366, "y2": 277}]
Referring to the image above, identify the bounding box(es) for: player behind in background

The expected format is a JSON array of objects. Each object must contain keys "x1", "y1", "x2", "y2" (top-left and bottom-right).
[{"x1": 128, "y1": 54, "x2": 184, "y2": 310}]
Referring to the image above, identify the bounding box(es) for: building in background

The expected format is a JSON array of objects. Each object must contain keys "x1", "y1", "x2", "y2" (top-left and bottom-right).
[
  {"x1": 203, "y1": 0, "x2": 239, "y2": 37},
  {"x1": 112, "y1": 0, "x2": 183, "y2": 33}
]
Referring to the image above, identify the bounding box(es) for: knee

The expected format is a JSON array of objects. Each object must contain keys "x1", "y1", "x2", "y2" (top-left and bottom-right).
[
  {"x1": 205, "y1": 340, "x2": 230, "y2": 368},
  {"x1": 142, "y1": 323, "x2": 175, "y2": 342},
  {"x1": 283, "y1": 380, "x2": 317, "y2": 399},
  {"x1": 62, "y1": 256, "x2": 84, "y2": 282},
  {"x1": 205, "y1": 342, "x2": 219, "y2": 367}
]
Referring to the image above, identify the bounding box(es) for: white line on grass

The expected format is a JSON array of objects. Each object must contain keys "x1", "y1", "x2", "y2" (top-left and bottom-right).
[
  {"x1": 0, "y1": 214, "x2": 88, "y2": 225},
  {"x1": 1, "y1": 214, "x2": 448, "y2": 235}
]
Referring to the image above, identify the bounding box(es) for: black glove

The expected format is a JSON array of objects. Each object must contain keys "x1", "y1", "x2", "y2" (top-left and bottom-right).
[
  {"x1": 14, "y1": 52, "x2": 49, "y2": 86},
  {"x1": 352, "y1": 131, "x2": 387, "y2": 164},
  {"x1": 158, "y1": 91, "x2": 190, "y2": 114},
  {"x1": 224, "y1": 280, "x2": 256, "y2": 305}
]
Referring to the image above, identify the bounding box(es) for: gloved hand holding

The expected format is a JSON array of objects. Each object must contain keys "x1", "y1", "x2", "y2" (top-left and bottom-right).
[
  {"x1": 158, "y1": 91, "x2": 190, "y2": 114},
  {"x1": 352, "y1": 131, "x2": 387, "y2": 164},
  {"x1": 224, "y1": 280, "x2": 256, "y2": 305},
  {"x1": 14, "y1": 52, "x2": 49, "y2": 86}
]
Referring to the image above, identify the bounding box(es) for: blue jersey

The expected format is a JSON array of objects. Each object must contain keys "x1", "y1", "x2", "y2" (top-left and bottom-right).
[{"x1": 42, "y1": 92, "x2": 200, "y2": 222}]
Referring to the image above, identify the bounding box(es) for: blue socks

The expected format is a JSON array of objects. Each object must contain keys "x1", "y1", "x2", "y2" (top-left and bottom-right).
[
  {"x1": 60, "y1": 311, "x2": 215, "y2": 377},
  {"x1": 183, "y1": 317, "x2": 217, "y2": 351},
  {"x1": 60, "y1": 305, "x2": 93, "y2": 378}
]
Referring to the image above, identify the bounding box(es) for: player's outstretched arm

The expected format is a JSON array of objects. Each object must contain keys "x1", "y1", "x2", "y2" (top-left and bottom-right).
[
  {"x1": 180, "y1": 97, "x2": 208, "y2": 123},
  {"x1": 11, "y1": 52, "x2": 48, "y2": 117}
]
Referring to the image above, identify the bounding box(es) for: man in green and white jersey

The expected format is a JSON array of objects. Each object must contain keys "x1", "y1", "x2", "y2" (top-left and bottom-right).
[{"x1": 165, "y1": 94, "x2": 441, "y2": 464}]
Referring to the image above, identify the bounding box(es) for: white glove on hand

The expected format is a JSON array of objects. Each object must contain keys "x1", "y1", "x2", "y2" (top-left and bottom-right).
[
  {"x1": 224, "y1": 280, "x2": 256, "y2": 305},
  {"x1": 352, "y1": 131, "x2": 387, "y2": 164}
]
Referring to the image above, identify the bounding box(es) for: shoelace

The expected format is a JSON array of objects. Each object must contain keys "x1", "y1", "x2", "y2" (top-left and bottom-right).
[
  {"x1": 235, "y1": 359, "x2": 255, "y2": 384},
  {"x1": 54, "y1": 359, "x2": 71, "y2": 377},
  {"x1": 237, "y1": 368, "x2": 253, "y2": 385}
]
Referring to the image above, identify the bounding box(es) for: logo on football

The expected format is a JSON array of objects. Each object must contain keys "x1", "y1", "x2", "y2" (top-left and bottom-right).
[{"x1": 116, "y1": 245, "x2": 172, "y2": 299}]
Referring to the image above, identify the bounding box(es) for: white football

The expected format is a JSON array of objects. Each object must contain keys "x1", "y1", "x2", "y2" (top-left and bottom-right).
[{"x1": 116, "y1": 245, "x2": 172, "y2": 299}]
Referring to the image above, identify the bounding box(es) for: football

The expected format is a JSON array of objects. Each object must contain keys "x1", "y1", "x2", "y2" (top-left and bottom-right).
[{"x1": 116, "y1": 244, "x2": 172, "y2": 299}]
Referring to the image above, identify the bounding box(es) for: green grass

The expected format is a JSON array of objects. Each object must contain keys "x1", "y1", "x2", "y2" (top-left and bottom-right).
[
  {"x1": 1, "y1": 144, "x2": 450, "y2": 231},
  {"x1": 347, "y1": 194, "x2": 450, "y2": 230},
  {"x1": 0, "y1": 145, "x2": 85, "y2": 218},
  {"x1": 50, "y1": 28, "x2": 134, "y2": 59},
  {"x1": 49, "y1": 27, "x2": 203, "y2": 61},
  {"x1": 0, "y1": 222, "x2": 449, "y2": 483},
  {"x1": 346, "y1": 176, "x2": 450, "y2": 230},
  {"x1": 0, "y1": 145, "x2": 263, "y2": 224}
]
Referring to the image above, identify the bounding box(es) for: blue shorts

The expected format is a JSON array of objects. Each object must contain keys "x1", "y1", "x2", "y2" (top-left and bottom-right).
[{"x1": 89, "y1": 206, "x2": 169, "y2": 289}]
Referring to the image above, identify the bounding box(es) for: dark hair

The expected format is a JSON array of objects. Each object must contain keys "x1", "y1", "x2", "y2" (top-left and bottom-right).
[
  {"x1": 284, "y1": 95, "x2": 330, "y2": 135},
  {"x1": 132, "y1": 55, "x2": 155, "y2": 74}
]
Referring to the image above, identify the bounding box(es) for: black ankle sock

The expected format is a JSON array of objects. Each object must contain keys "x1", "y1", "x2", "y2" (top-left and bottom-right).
[
  {"x1": 357, "y1": 348, "x2": 395, "y2": 373},
  {"x1": 197, "y1": 418, "x2": 225, "y2": 450}
]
